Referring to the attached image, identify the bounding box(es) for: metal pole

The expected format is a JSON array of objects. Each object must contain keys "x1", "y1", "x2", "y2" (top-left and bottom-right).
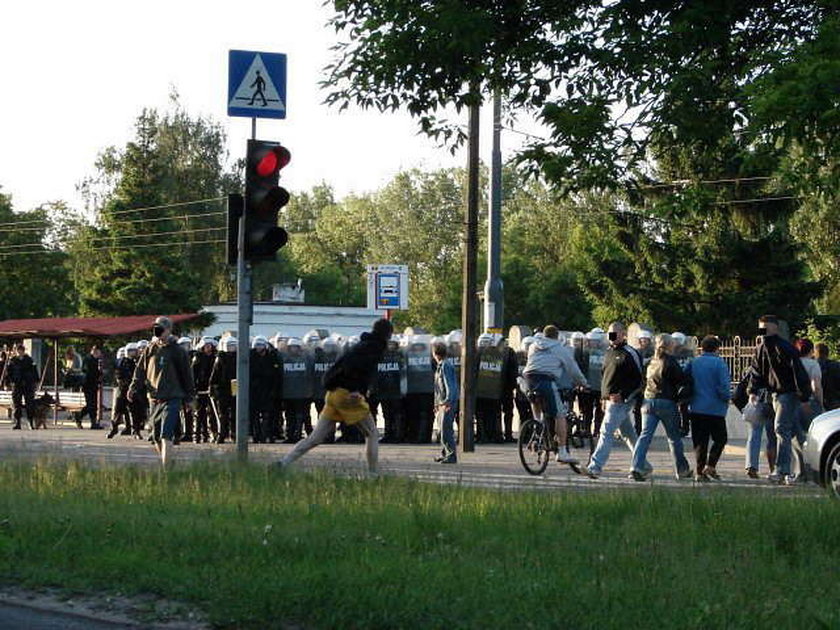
[
  {"x1": 483, "y1": 91, "x2": 504, "y2": 332},
  {"x1": 459, "y1": 93, "x2": 480, "y2": 454},
  {"x1": 235, "y1": 204, "x2": 252, "y2": 461},
  {"x1": 235, "y1": 119, "x2": 257, "y2": 462},
  {"x1": 53, "y1": 340, "x2": 59, "y2": 425}
]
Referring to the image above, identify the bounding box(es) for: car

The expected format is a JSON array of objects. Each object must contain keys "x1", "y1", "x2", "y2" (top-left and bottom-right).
[{"x1": 803, "y1": 408, "x2": 840, "y2": 498}]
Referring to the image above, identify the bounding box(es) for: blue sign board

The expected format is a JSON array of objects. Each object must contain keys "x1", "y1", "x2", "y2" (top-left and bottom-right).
[
  {"x1": 376, "y1": 273, "x2": 401, "y2": 309},
  {"x1": 228, "y1": 50, "x2": 287, "y2": 119}
]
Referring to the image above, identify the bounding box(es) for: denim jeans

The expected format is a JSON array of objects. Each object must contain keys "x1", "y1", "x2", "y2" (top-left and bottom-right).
[
  {"x1": 437, "y1": 406, "x2": 458, "y2": 462},
  {"x1": 772, "y1": 392, "x2": 799, "y2": 476},
  {"x1": 632, "y1": 398, "x2": 689, "y2": 475},
  {"x1": 745, "y1": 414, "x2": 777, "y2": 471},
  {"x1": 589, "y1": 400, "x2": 645, "y2": 474},
  {"x1": 150, "y1": 398, "x2": 182, "y2": 441}
]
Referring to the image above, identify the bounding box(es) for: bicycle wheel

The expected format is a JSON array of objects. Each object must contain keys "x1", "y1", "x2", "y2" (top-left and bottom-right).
[{"x1": 518, "y1": 418, "x2": 550, "y2": 476}]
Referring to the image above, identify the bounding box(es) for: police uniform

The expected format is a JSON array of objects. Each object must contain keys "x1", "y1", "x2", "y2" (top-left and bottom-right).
[
  {"x1": 475, "y1": 341, "x2": 504, "y2": 443},
  {"x1": 369, "y1": 341, "x2": 406, "y2": 443},
  {"x1": 210, "y1": 342, "x2": 237, "y2": 442},
  {"x1": 281, "y1": 343, "x2": 312, "y2": 443},
  {"x1": 403, "y1": 339, "x2": 434, "y2": 443}
]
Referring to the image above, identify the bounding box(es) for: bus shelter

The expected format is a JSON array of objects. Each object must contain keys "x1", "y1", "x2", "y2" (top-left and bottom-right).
[{"x1": 0, "y1": 314, "x2": 203, "y2": 425}]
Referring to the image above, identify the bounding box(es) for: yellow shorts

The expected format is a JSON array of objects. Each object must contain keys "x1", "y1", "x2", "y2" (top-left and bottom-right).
[{"x1": 321, "y1": 388, "x2": 371, "y2": 425}]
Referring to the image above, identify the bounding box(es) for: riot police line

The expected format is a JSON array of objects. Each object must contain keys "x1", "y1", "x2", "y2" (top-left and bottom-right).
[{"x1": 102, "y1": 323, "x2": 698, "y2": 447}]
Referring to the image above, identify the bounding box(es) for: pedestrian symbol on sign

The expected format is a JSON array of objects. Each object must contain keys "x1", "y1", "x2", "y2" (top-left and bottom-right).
[{"x1": 249, "y1": 71, "x2": 267, "y2": 107}]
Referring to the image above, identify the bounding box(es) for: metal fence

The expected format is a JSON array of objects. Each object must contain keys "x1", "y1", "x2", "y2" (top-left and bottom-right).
[{"x1": 716, "y1": 336, "x2": 756, "y2": 383}]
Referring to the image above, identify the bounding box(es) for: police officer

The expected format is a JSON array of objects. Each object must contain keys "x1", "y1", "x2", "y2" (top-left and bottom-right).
[
  {"x1": 500, "y1": 337, "x2": 519, "y2": 442},
  {"x1": 475, "y1": 333, "x2": 504, "y2": 443},
  {"x1": 672, "y1": 331, "x2": 694, "y2": 436},
  {"x1": 579, "y1": 330, "x2": 606, "y2": 437},
  {"x1": 108, "y1": 345, "x2": 136, "y2": 438},
  {"x1": 369, "y1": 336, "x2": 406, "y2": 443},
  {"x1": 192, "y1": 337, "x2": 218, "y2": 443},
  {"x1": 75, "y1": 346, "x2": 103, "y2": 429},
  {"x1": 403, "y1": 334, "x2": 435, "y2": 443},
  {"x1": 210, "y1": 336, "x2": 237, "y2": 443},
  {"x1": 129, "y1": 341, "x2": 149, "y2": 437},
  {"x1": 251, "y1": 336, "x2": 282, "y2": 443},
  {"x1": 281, "y1": 338, "x2": 312, "y2": 443},
  {"x1": 8, "y1": 343, "x2": 38, "y2": 430},
  {"x1": 514, "y1": 336, "x2": 535, "y2": 429},
  {"x1": 176, "y1": 337, "x2": 196, "y2": 442},
  {"x1": 301, "y1": 331, "x2": 323, "y2": 436}
]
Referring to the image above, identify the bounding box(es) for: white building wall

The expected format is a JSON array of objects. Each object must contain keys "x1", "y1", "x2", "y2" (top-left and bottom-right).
[{"x1": 199, "y1": 303, "x2": 384, "y2": 341}]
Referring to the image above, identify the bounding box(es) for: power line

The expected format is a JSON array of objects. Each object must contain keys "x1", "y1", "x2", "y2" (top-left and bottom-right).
[
  {"x1": 0, "y1": 196, "x2": 227, "y2": 229},
  {"x1": 97, "y1": 196, "x2": 227, "y2": 218},
  {"x1": 0, "y1": 225, "x2": 227, "y2": 252},
  {"x1": 0, "y1": 210, "x2": 225, "y2": 235},
  {"x1": 0, "y1": 238, "x2": 226, "y2": 259}
]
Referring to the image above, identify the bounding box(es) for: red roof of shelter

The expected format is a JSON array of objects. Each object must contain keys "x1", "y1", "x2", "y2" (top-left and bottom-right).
[{"x1": 0, "y1": 314, "x2": 203, "y2": 338}]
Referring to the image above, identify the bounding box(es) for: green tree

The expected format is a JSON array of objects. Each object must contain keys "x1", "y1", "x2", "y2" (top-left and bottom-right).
[
  {"x1": 0, "y1": 192, "x2": 73, "y2": 320},
  {"x1": 747, "y1": 15, "x2": 840, "y2": 313},
  {"x1": 500, "y1": 170, "x2": 593, "y2": 330},
  {"x1": 72, "y1": 99, "x2": 239, "y2": 315}
]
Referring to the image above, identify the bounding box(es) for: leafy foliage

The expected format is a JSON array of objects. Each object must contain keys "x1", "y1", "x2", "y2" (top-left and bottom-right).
[
  {"x1": 70, "y1": 100, "x2": 239, "y2": 316},
  {"x1": 0, "y1": 193, "x2": 74, "y2": 320}
]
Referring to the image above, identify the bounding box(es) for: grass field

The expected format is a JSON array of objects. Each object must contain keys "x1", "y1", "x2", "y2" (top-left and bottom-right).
[{"x1": 0, "y1": 457, "x2": 838, "y2": 629}]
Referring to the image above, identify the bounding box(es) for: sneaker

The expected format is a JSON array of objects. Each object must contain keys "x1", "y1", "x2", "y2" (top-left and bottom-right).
[
  {"x1": 581, "y1": 466, "x2": 600, "y2": 479},
  {"x1": 439, "y1": 457, "x2": 457, "y2": 464},
  {"x1": 628, "y1": 470, "x2": 647, "y2": 482},
  {"x1": 767, "y1": 472, "x2": 783, "y2": 484},
  {"x1": 745, "y1": 467, "x2": 759, "y2": 479},
  {"x1": 694, "y1": 472, "x2": 710, "y2": 483},
  {"x1": 677, "y1": 468, "x2": 694, "y2": 480},
  {"x1": 556, "y1": 448, "x2": 579, "y2": 465},
  {"x1": 703, "y1": 467, "x2": 721, "y2": 481}
]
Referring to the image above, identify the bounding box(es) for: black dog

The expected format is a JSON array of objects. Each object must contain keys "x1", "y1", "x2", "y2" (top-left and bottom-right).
[{"x1": 31, "y1": 392, "x2": 56, "y2": 429}]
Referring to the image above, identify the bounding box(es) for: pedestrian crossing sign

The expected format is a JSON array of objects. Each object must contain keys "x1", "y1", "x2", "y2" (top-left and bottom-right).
[{"x1": 228, "y1": 50, "x2": 287, "y2": 119}]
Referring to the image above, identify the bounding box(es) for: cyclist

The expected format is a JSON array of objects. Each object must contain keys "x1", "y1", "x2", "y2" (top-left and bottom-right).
[{"x1": 523, "y1": 325, "x2": 589, "y2": 464}]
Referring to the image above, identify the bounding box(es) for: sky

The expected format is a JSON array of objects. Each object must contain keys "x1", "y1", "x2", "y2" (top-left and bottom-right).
[{"x1": 1, "y1": 0, "x2": 533, "y2": 214}]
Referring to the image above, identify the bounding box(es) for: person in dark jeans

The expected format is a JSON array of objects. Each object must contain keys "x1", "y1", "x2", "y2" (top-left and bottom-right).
[
  {"x1": 749, "y1": 315, "x2": 812, "y2": 484},
  {"x1": 686, "y1": 336, "x2": 731, "y2": 481}
]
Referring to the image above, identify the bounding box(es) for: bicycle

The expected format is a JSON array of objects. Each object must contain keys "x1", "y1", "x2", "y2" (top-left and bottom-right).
[
  {"x1": 518, "y1": 384, "x2": 591, "y2": 476},
  {"x1": 562, "y1": 389, "x2": 596, "y2": 455}
]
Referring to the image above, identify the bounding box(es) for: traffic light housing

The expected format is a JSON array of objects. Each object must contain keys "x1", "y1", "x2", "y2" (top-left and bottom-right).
[{"x1": 243, "y1": 139, "x2": 290, "y2": 262}]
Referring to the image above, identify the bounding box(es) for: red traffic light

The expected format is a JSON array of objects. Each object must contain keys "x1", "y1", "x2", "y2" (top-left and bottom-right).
[
  {"x1": 254, "y1": 146, "x2": 291, "y2": 177},
  {"x1": 256, "y1": 152, "x2": 278, "y2": 177}
]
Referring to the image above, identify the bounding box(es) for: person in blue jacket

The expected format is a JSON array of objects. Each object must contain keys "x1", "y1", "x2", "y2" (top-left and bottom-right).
[
  {"x1": 433, "y1": 341, "x2": 459, "y2": 464},
  {"x1": 687, "y1": 335, "x2": 731, "y2": 481}
]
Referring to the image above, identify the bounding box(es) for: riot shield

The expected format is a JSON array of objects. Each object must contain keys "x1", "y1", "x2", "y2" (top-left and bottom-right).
[
  {"x1": 403, "y1": 333, "x2": 434, "y2": 394},
  {"x1": 281, "y1": 339, "x2": 313, "y2": 400},
  {"x1": 584, "y1": 331, "x2": 607, "y2": 391}
]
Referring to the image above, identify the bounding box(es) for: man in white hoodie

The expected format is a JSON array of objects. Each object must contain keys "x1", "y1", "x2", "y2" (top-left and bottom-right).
[{"x1": 523, "y1": 325, "x2": 589, "y2": 463}]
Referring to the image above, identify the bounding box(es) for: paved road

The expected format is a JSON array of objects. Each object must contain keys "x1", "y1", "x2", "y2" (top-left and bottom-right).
[
  {"x1": 0, "y1": 420, "x2": 823, "y2": 497},
  {"x1": 0, "y1": 602, "x2": 135, "y2": 629}
]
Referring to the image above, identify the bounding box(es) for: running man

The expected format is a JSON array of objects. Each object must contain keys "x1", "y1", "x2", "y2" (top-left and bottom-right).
[{"x1": 275, "y1": 318, "x2": 393, "y2": 473}]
